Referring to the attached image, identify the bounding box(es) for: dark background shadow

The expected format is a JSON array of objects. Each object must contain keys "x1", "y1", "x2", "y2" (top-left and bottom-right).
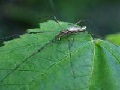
[{"x1": 0, "y1": 0, "x2": 120, "y2": 40}]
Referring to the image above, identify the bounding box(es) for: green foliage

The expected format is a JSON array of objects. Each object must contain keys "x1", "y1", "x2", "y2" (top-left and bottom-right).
[
  {"x1": 105, "y1": 33, "x2": 120, "y2": 45},
  {"x1": 0, "y1": 20, "x2": 120, "y2": 90}
]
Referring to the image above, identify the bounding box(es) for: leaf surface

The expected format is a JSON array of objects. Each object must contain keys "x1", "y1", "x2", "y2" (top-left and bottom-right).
[
  {"x1": 0, "y1": 20, "x2": 120, "y2": 90},
  {"x1": 105, "y1": 33, "x2": 120, "y2": 45}
]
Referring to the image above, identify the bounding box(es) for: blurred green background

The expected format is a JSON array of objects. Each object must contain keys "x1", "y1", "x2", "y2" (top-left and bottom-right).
[{"x1": 0, "y1": 0, "x2": 120, "y2": 40}]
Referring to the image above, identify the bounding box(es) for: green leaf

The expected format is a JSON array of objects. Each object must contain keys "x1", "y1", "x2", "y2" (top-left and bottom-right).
[
  {"x1": 0, "y1": 20, "x2": 120, "y2": 90},
  {"x1": 105, "y1": 33, "x2": 120, "y2": 45}
]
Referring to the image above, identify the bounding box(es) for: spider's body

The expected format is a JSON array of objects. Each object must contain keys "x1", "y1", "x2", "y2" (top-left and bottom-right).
[
  {"x1": 56, "y1": 26, "x2": 86, "y2": 40},
  {"x1": 67, "y1": 26, "x2": 86, "y2": 32}
]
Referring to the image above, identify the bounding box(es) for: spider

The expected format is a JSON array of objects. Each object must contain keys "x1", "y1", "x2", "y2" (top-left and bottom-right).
[{"x1": 56, "y1": 26, "x2": 86, "y2": 40}]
